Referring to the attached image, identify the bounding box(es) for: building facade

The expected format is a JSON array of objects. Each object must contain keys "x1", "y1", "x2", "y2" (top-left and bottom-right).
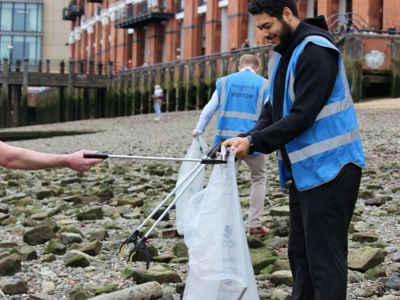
[
  {"x1": 65, "y1": 0, "x2": 399, "y2": 73},
  {"x1": 0, "y1": 0, "x2": 69, "y2": 70}
]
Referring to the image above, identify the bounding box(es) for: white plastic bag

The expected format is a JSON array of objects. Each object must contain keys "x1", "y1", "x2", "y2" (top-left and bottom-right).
[
  {"x1": 175, "y1": 136, "x2": 208, "y2": 235},
  {"x1": 183, "y1": 151, "x2": 259, "y2": 300}
]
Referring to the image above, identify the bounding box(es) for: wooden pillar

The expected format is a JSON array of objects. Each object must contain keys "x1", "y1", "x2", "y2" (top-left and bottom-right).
[
  {"x1": 106, "y1": 61, "x2": 113, "y2": 117},
  {"x1": 21, "y1": 59, "x2": 29, "y2": 126},
  {"x1": 1, "y1": 59, "x2": 10, "y2": 127},
  {"x1": 343, "y1": 35, "x2": 363, "y2": 101},
  {"x1": 67, "y1": 59, "x2": 76, "y2": 121},
  {"x1": 392, "y1": 39, "x2": 400, "y2": 97}
]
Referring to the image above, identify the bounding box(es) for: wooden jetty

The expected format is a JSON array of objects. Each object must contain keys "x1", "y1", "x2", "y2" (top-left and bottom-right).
[{"x1": 0, "y1": 35, "x2": 399, "y2": 128}]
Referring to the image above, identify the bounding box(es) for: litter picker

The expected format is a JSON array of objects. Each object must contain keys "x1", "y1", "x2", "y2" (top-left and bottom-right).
[{"x1": 84, "y1": 140, "x2": 226, "y2": 268}]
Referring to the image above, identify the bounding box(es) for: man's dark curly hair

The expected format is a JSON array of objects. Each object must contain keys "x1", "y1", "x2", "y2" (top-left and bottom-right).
[{"x1": 248, "y1": 0, "x2": 299, "y2": 18}]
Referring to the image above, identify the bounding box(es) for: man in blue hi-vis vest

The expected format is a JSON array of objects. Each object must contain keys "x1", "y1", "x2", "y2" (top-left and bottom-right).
[
  {"x1": 192, "y1": 54, "x2": 271, "y2": 235},
  {"x1": 223, "y1": 1, "x2": 365, "y2": 299}
]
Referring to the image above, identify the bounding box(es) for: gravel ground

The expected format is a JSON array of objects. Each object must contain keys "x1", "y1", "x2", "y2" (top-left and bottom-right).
[{"x1": 1, "y1": 97, "x2": 399, "y2": 300}]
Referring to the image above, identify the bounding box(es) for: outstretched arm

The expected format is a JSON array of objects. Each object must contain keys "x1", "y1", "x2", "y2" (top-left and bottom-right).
[{"x1": 0, "y1": 141, "x2": 103, "y2": 172}]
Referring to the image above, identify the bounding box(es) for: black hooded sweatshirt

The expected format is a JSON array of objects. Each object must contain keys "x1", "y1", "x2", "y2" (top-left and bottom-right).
[{"x1": 247, "y1": 17, "x2": 339, "y2": 170}]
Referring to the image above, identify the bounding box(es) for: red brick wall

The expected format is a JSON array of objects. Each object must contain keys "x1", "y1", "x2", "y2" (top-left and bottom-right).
[
  {"x1": 383, "y1": 0, "x2": 400, "y2": 30},
  {"x1": 205, "y1": 0, "x2": 221, "y2": 55},
  {"x1": 227, "y1": 1, "x2": 249, "y2": 51}
]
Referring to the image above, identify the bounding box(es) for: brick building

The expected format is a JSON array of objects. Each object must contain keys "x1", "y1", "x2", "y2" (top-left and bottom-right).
[{"x1": 63, "y1": 0, "x2": 400, "y2": 72}]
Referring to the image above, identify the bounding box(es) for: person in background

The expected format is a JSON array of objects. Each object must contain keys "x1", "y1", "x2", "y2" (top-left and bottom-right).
[
  {"x1": 152, "y1": 84, "x2": 164, "y2": 121},
  {"x1": 223, "y1": 1, "x2": 365, "y2": 299},
  {"x1": 0, "y1": 141, "x2": 103, "y2": 172},
  {"x1": 192, "y1": 54, "x2": 270, "y2": 235}
]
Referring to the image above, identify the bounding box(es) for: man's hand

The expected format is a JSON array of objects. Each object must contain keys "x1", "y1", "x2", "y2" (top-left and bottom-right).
[
  {"x1": 222, "y1": 137, "x2": 250, "y2": 158},
  {"x1": 64, "y1": 150, "x2": 103, "y2": 172},
  {"x1": 191, "y1": 130, "x2": 199, "y2": 138}
]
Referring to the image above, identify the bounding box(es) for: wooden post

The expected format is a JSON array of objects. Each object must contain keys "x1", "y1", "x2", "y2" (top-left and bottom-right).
[
  {"x1": 89, "y1": 59, "x2": 95, "y2": 118},
  {"x1": 177, "y1": 63, "x2": 184, "y2": 111},
  {"x1": 106, "y1": 61, "x2": 113, "y2": 117},
  {"x1": 59, "y1": 60, "x2": 65, "y2": 122},
  {"x1": 21, "y1": 59, "x2": 29, "y2": 126},
  {"x1": 126, "y1": 74, "x2": 132, "y2": 116},
  {"x1": 343, "y1": 35, "x2": 363, "y2": 102},
  {"x1": 38, "y1": 60, "x2": 42, "y2": 73},
  {"x1": 66, "y1": 59, "x2": 75, "y2": 121},
  {"x1": 391, "y1": 39, "x2": 400, "y2": 97},
  {"x1": 46, "y1": 59, "x2": 50, "y2": 73},
  {"x1": 0, "y1": 59, "x2": 10, "y2": 127}
]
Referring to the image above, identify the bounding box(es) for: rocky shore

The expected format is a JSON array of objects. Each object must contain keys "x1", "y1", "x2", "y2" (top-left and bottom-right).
[{"x1": 0, "y1": 98, "x2": 399, "y2": 300}]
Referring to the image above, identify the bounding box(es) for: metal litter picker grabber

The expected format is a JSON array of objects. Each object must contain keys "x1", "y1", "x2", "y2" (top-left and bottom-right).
[{"x1": 83, "y1": 141, "x2": 226, "y2": 268}]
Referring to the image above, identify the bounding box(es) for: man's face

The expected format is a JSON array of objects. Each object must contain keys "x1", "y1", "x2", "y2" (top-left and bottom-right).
[{"x1": 255, "y1": 12, "x2": 293, "y2": 49}]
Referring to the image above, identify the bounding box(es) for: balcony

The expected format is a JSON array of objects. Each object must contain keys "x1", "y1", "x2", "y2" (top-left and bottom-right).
[
  {"x1": 62, "y1": 2, "x2": 84, "y2": 21},
  {"x1": 115, "y1": 2, "x2": 174, "y2": 29}
]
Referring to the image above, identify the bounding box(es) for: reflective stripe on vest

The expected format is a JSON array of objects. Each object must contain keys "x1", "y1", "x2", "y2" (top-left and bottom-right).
[{"x1": 288, "y1": 129, "x2": 360, "y2": 164}]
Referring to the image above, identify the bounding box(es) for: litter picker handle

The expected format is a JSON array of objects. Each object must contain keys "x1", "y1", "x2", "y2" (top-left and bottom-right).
[{"x1": 83, "y1": 153, "x2": 109, "y2": 159}]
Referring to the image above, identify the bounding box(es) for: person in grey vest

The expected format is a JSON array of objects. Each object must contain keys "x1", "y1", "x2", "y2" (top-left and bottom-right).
[
  {"x1": 223, "y1": 1, "x2": 365, "y2": 299},
  {"x1": 192, "y1": 54, "x2": 270, "y2": 235},
  {"x1": 0, "y1": 141, "x2": 102, "y2": 172}
]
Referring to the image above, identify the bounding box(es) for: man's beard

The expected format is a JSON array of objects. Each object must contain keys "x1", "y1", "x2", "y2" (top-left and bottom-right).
[{"x1": 274, "y1": 20, "x2": 294, "y2": 51}]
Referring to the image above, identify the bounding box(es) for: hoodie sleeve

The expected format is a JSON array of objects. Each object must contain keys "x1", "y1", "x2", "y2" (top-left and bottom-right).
[{"x1": 251, "y1": 43, "x2": 339, "y2": 154}]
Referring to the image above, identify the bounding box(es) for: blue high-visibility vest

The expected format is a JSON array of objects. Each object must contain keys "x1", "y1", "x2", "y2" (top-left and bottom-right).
[
  {"x1": 214, "y1": 70, "x2": 269, "y2": 147},
  {"x1": 269, "y1": 35, "x2": 365, "y2": 191}
]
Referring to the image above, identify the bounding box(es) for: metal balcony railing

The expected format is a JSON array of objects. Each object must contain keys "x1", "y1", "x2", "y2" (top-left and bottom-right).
[
  {"x1": 115, "y1": 1, "x2": 173, "y2": 29},
  {"x1": 62, "y1": 1, "x2": 84, "y2": 21}
]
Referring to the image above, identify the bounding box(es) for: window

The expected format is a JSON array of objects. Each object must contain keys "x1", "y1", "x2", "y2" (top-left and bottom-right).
[
  {"x1": 0, "y1": 2, "x2": 42, "y2": 32},
  {"x1": 12, "y1": 35, "x2": 24, "y2": 63},
  {"x1": 26, "y1": 4, "x2": 39, "y2": 32},
  {"x1": 1, "y1": 3, "x2": 12, "y2": 31},
  {"x1": 25, "y1": 36, "x2": 37, "y2": 64},
  {"x1": 13, "y1": 3, "x2": 26, "y2": 32},
  {"x1": 0, "y1": 35, "x2": 12, "y2": 61},
  {"x1": 178, "y1": 0, "x2": 184, "y2": 11}
]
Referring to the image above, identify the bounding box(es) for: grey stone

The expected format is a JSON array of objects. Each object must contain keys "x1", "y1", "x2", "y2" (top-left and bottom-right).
[
  {"x1": 172, "y1": 242, "x2": 188, "y2": 257},
  {"x1": 88, "y1": 229, "x2": 109, "y2": 241},
  {"x1": 87, "y1": 281, "x2": 163, "y2": 300},
  {"x1": 70, "y1": 286, "x2": 93, "y2": 300},
  {"x1": 130, "y1": 265, "x2": 182, "y2": 284},
  {"x1": 352, "y1": 232, "x2": 379, "y2": 243},
  {"x1": 0, "y1": 277, "x2": 27, "y2": 295},
  {"x1": 60, "y1": 232, "x2": 83, "y2": 244},
  {"x1": 44, "y1": 239, "x2": 66, "y2": 255},
  {"x1": 76, "y1": 207, "x2": 103, "y2": 221},
  {"x1": 270, "y1": 205, "x2": 290, "y2": 217},
  {"x1": 16, "y1": 245, "x2": 37, "y2": 261},
  {"x1": 0, "y1": 254, "x2": 21, "y2": 276},
  {"x1": 23, "y1": 226, "x2": 55, "y2": 246},
  {"x1": 385, "y1": 274, "x2": 400, "y2": 291},
  {"x1": 36, "y1": 189, "x2": 56, "y2": 200},
  {"x1": 80, "y1": 240, "x2": 102, "y2": 256},
  {"x1": 270, "y1": 270, "x2": 293, "y2": 286},
  {"x1": 65, "y1": 250, "x2": 91, "y2": 268},
  {"x1": 348, "y1": 247, "x2": 385, "y2": 272}
]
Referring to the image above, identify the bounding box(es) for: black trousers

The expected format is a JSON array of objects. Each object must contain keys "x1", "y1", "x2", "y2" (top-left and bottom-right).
[{"x1": 288, "y1": 163, "x2": 362, "y2": 300}]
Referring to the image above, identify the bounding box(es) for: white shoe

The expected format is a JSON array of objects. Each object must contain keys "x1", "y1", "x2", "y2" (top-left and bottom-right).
[{"x1": 154, "y1": 117, "x2": 160, "y2": 121}]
